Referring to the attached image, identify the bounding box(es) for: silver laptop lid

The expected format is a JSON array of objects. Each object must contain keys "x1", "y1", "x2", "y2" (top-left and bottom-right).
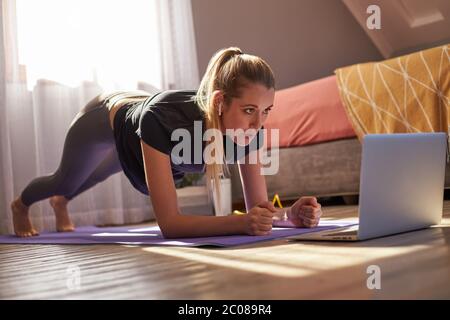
[{"x1": 358, "y1": 133, "x2": 447, "y2": 240}]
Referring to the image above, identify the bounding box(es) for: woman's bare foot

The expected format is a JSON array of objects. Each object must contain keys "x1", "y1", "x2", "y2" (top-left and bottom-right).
[
  {"x1": 11, "y1": 197, "x2": 39, "y2": 237},
  {"x1": 49, "y1": 196, "x2": 75, "y2": 232}
]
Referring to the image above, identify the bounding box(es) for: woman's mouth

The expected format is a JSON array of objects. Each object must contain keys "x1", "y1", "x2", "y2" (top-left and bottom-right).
[{"x1": 233, "y1": 134, "x2": 254, "y2": 145}]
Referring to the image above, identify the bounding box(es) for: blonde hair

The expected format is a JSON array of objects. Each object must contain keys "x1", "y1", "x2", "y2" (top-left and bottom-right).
[
  {"x1": 103, "y1": 90, "x2": 154, "y2": 111},
  {"x1": 194, "y1": 47, "x2": 275, "y2": 213}
]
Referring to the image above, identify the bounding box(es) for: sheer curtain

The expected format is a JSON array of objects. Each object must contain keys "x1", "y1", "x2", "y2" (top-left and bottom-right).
[{"x1": 0, "y1": 0, "x2": 200, "y2": 234}]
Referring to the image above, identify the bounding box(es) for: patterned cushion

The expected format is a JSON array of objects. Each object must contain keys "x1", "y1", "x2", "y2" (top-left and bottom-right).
[{"x1": 334, "y1": 44, "x2": 450, "y2": 142}]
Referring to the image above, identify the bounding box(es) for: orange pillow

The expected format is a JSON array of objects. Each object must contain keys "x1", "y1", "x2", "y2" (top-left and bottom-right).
[{"x1": 264, "y1": 75, "x2": 356, "y2": 148}]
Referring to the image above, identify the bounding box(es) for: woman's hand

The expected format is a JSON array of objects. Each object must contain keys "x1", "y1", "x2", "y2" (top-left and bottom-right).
[
  {"x1": 243, "y1": 201, "x2": 277, "y2": 236},
  {"x1": 287, "y1": 196, "x2": 322, "y2": 228}
]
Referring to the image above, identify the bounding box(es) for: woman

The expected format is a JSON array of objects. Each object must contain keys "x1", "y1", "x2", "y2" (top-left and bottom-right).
[{"x1": 10, "y1": 47, "x2": 322, "y2": 238}]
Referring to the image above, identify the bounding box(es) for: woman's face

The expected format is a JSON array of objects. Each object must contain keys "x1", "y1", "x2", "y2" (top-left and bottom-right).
[{"x1": 217, "y1": 83, "x2": 275, "y2": 145}]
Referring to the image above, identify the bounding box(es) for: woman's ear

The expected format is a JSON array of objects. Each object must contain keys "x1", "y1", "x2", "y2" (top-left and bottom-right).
[{"x1": 212, "y1": 90, "x2": 224, "y2": 116}]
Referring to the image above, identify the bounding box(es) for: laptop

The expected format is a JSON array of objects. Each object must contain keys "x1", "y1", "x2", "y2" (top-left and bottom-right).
[{"x1": 289, "y1": 132, "x2": 448, "y2": 241}]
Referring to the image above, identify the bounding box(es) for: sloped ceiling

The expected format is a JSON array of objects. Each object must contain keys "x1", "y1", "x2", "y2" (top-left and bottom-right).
[{"x1": 343, "y1": 0, "x2": 450, "y2": 58}]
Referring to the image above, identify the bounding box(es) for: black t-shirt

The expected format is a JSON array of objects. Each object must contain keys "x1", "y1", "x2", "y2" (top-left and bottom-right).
[{"x1": 113, "y1": 89, "x2": 264, "y2": 195}]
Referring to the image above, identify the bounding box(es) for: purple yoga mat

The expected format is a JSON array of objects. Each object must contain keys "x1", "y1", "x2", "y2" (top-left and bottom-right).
[{"x1": 0, "y1": 220, "x2": 357, "y2": 247}]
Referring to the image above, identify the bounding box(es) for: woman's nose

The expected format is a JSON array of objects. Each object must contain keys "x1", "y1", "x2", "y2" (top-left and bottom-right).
[{"x1": 250, "y1": 113, "x2": 262, "y2": 129}]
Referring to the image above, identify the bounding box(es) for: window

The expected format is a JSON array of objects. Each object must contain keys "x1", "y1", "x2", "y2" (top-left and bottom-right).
[{"x1": 15, "y1": 0, "x2": 161, "y2": 90}]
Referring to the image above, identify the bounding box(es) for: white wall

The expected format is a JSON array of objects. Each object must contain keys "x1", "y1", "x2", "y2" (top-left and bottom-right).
[{"x1": 191, "y1": 0, "x2": 383, "y2": 90}]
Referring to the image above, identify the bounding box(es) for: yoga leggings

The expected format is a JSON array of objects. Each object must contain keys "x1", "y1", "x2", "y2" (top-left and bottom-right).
[{"x1": 20, "y1": 95, "x2": 123, "y2": 207}]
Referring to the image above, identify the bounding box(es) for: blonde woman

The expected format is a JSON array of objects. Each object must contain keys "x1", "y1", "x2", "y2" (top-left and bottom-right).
[{"x1": 11, "y1": 47, "x2": 323, "y2": 238}]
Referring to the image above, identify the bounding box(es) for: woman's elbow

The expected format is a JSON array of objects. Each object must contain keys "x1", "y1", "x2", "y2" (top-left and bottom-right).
[
  {"x1": 158, "y1": 217, "x2": 181, "y2": 239},
  {"x1": 160, "y1": 226, "x2": 178, "y2": 239}
]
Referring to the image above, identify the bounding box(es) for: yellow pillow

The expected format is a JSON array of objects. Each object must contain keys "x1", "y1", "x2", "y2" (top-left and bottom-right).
[{"x1": 334, "y1": 44, "x2": 450, "y2": 142}]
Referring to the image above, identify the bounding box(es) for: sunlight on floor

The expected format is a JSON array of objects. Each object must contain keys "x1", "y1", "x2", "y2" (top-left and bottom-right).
[{"x1": 141, "y1": 225, "x2": 450, "y2": 278}]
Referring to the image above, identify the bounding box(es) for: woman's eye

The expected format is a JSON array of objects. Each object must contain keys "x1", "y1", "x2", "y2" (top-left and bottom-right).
[
  {"x1": 244, "y1": 107, "x2": 272, "y2": 115},
  {"x1": 263, "y1": 107, "x2": 273, "y2": 114}
]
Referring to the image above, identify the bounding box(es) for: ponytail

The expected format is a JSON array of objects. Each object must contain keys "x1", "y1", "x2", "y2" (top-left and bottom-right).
[{"x1": 194, "y1": 47, "x2": 275, "y2": 214}]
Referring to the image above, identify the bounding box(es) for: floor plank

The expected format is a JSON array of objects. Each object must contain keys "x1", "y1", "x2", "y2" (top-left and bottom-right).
[{"x1": 1, "y1": 202, "x2": 450, "y2": 299}]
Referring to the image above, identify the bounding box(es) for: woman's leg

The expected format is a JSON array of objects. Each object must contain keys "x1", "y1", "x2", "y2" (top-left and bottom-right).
[
  {"x1": 49, "y1": 148, "x2": 122, "y2": 232},
  {"x1": 20, "y1": 104, "x2": 115, "y2": 205},
  {"x1": 64, "y1": 147, "x2": 122, "y2": 200},
  {"x1": 12, "y1": 95, "x2": 117, "y2": 236}
]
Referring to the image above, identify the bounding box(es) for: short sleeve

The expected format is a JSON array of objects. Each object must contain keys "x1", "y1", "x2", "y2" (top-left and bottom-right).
[{"x1": 136, "y1": 108, "x2": 171, "y2": 155}]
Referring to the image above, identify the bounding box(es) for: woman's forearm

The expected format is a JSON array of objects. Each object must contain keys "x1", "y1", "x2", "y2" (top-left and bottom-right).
[{"x1": 161, "y1": 213, "x2": 246, "y2": 238}]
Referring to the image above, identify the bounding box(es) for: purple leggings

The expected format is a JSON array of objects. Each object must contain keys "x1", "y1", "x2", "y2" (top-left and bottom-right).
[{"x1": 20, "y1": 96, "x2": 122, "y2": 206}]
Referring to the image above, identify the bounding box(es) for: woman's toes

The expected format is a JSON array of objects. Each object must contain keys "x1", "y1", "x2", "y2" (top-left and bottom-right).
[
  {"x1": 57, "y1": 224, "x2": 75, "y2": 232},
  {"x1": 17, "y1": 232, "x2": 29, "y2": 237},
  {"x1": 56, "y1": 223, "x2": 75, "y2": 232}
]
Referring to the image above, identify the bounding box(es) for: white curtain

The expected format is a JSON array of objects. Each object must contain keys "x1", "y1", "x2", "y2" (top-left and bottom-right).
[{"x1": 0, "y1": 0, "x2": 200, "y2": 234}]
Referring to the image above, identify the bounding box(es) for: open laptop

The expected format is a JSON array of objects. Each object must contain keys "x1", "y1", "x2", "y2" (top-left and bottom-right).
[{"x1": 289, "y1": 132, "x2": 448, "y2": 241}]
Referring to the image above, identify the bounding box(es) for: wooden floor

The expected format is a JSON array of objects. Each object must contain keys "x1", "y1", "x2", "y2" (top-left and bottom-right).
[{"x1": 1, "y1": 202, "x2": 450, "y2": 299}]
